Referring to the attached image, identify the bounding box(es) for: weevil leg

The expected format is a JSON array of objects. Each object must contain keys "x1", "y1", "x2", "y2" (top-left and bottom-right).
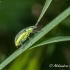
[
  {"x1": 33, "y1": 30, "x2": 39, "y2": 32},
  {"x1": 28, "y1": 36, "x2": 32, "y2": 44},
  {"x1": 20, "y1": 43, "x2": 22, "y2": 46},
  {"x1": 41, "y1": 29, "x2": 43, "y2": 32},
  {"x1": 32, "y1": 30, "x2": 38, "y2": 34},
  {"x1": 33, "y1": 29, "x2": 43, "y2": 33},
  {"x1": 32, "y1": 31, "x2": 36, "y2": 34}
]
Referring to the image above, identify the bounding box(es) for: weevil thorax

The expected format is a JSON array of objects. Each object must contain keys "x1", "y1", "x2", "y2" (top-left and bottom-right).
[
  {"x1": 26, "y1": 26, "x2": 37, "y2": 33},
  {"x1": 26, "y1": 27, "x2": 33, "y2": 33}
]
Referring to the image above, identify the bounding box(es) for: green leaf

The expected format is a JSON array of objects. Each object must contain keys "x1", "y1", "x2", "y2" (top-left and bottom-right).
[
  {"x1": 35, "y1": 0, "x2": 52, "y2": 26},
  {"x1": 29, "y1": 36, "x2": 70, "y2": 49}
]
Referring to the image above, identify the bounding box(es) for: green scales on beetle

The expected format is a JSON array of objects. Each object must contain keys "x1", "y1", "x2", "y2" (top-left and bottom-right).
[{"x1": 15, "y1": 0, "x2": 52, "y2": 47}]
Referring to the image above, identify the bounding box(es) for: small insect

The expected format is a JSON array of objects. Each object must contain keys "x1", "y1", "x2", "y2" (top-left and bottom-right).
[
  {"x1": 15, "y1": 26, "x2": 37, "y2": 47},
  {"x1": 15, "y1": 0, "x2": 52, "y2": 47}
]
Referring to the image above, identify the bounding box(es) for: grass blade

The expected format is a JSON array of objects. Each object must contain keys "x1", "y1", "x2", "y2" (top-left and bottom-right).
[
  {"x1": 29, "y1": 36, "x2": 70, "y2": 49},
  {"x1": 35, "y1": 0, "x2": 52, "y2": 26}
]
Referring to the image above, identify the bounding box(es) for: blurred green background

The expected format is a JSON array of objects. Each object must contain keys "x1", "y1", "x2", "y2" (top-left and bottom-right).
[{"x1": 0, "y1": 0, "x2": 70, "y2": 70}]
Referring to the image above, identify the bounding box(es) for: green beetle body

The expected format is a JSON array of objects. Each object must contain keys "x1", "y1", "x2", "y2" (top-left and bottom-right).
[{"x1": 15, "y1": 26, "x2": 36, "y2": 47}]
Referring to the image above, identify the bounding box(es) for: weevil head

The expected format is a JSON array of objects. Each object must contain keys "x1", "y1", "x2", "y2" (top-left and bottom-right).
[{"x1": 31, "y1": 26, "x2": 37, "y2": 29}]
